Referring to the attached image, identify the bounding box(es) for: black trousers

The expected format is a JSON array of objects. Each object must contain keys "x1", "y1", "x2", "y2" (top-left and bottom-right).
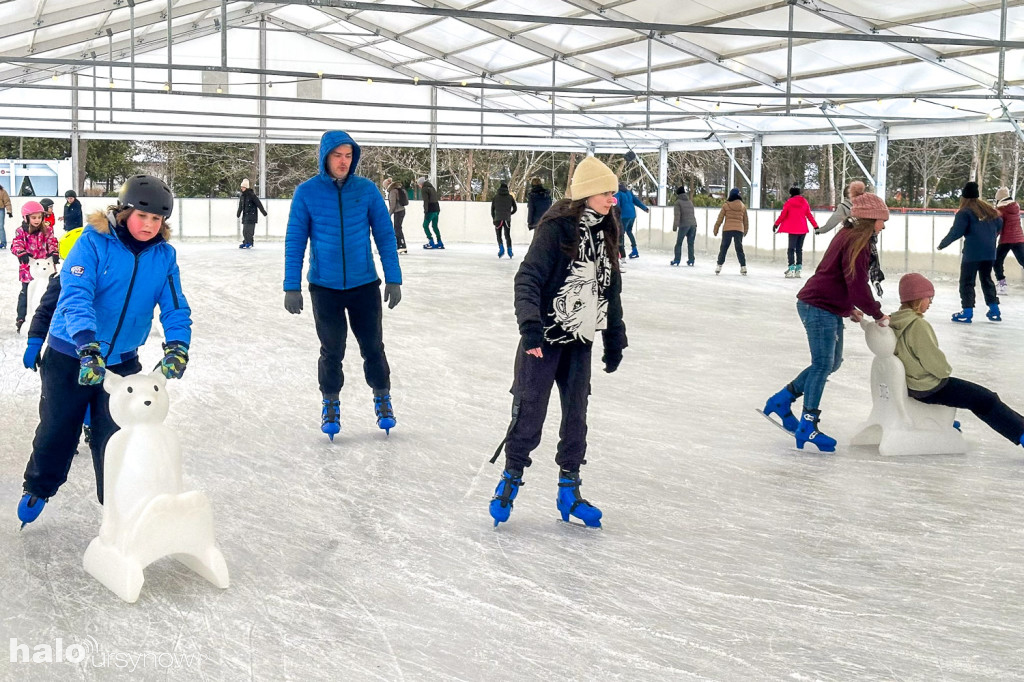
[
  {"x1": 994, "y1": 243, "x2": 1024, "y2": 280},
  {"x1": 717, "y1": 231, "x2": 746, "y2": 266},
  {"x1": 503, "y1": 340, "x2": 592, "y2": 473},
  {"x1": 309, "y1": 280, "x2": 390, "y2": 396},
  {"x1": 16, "y1": 281, "x2": 27, "y2": 320},
  {"x1": 787, "y1": 234, "x2": 806, "y2": 266},
  {"x1": 393, "y1": 211, "x2": 407, "y2": 250},
  {"x1": 494, "y1": 221, "x2": 512, "y2": 249},
  {"x1": 242, "y1": 222, "x2": 256, "y2": 246},
  {"x1": 674, "y1": 226, "x2": 696, "y2": 263},
  {"x1": 23, "y1": 347, "x2": 142, "y2": 502},
  {"x1": 916, "y1": 377, "x2": 1024, "y2": 445},
  {"x1": 958, "y1": 260, "x2": 999, "y2": 308}
]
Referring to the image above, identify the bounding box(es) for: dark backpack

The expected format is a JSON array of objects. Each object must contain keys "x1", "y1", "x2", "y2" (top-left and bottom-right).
[{"x1": 397, "y1": 187, "x2": 409, "y2": 206}]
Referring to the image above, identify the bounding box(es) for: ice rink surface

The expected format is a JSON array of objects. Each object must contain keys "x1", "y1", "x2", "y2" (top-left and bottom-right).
[{"x1": 2, "y1": 240, "x2": 1024, "y2": 681}]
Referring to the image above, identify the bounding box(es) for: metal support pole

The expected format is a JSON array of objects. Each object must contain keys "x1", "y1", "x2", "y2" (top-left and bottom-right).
[
  {"x1": 999, "y1": 0, "x2": 1008, "y2": 93},
  {"x1": 71, "y1": 72, "x2": 79, "y2": 191},
  {"x1": 706, "y1": 124, "x2": 751, "y2": 186},
  {"x1": 221, "y1": 0, "x2": 228, "y2": 68},
  {"x1": 750, "y1": 135, "x2": 763, "y2": 209},
  {"x1": 646, "y1": 31, "x2": 652, "y2": 130},
  {"x1": 658, "y1": 142, "x2": 668, "y2": 206},
  {"x1": 128, "y1": 0, "x2": 136, "y2": 110},
  {"x1": 429, "y1": 86, "x2": 438, "y2": 184},
  {"x1": 822, "y1": 110, "x2": 876, "y2": 187},
  {"x1": 874, "y1": 126, "x2": 889, "y2": 200},
  {"x1": 480, "y1": 76, "x2": 484, "y2": 146},
  {"x1": 258, "y1": 14, "x2": 267, "y2": 197},
  {"x1": 551, "y1": 58, "x2": 556, "y2": 138},
  {"x1": 166, "y1": 0, "x2": 173, "y2": 91},
  {"x1": 785, "y1": 0, "x2": 795, "y2": 115},
  {"x1": 91, "y1": 51, "x2": 96, "y2": 131},
  {"x1": 107, "y1": 29, "x2": 113, "y2": 123},
  {"x1": 728, "y1": 158, "x2": 735, "y2": 192}
]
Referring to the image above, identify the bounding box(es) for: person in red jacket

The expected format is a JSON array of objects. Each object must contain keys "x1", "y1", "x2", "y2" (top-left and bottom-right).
[
  {"x1": 993, "y1": 186, "x2": 1024, "y2": 295},
  {"x1": 761, "y1": 193, "x2": 890, "y2": 452},
  {"x1": 774, "y1": 186, "x2": 818, "y2": 278}
]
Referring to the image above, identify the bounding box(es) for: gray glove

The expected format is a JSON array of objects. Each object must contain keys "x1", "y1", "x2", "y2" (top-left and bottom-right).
[
  {"x1": 284, "y1": 290, "x2": 303, "y2": 314},
  {"x1": 384, "y1": 283, "x2": 402, "y2": 309}
]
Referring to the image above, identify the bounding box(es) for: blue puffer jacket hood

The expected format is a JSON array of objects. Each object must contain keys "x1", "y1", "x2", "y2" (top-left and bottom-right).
[{"x1": 318, "y1": 130, "x2": 361, "y2": 181}]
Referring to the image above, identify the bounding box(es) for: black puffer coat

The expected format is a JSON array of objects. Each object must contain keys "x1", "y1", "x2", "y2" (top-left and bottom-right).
[{"x1": 237, "y1": 188, "x2": 267, "y2": 223}]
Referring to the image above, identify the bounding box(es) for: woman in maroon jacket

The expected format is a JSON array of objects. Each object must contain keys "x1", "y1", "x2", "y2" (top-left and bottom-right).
[
  {"x1": 774, "y1": 186, "x2": 818, "y2": 279},
  {"x1": 994, "y1": 186, "x2": 1024, "y2": 295},
  {"x1": 762, "y1": 193, "x2": 890, "y2": 452}
]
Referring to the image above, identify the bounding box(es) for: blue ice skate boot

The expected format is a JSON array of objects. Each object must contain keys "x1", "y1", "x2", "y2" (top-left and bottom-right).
[
  {"x1": 629, "y1": 246, "x2": 639, "y2": 259},
  {"x1": 423, "y1": 238, "x2": 436, "y2": 249},
  {"x1": 795, "y1": 409, "x2": 837, "y2": 453},
  {"x1": 434, "y1": 240, "x2": 445, "y2": 250},
  {"x1": 497, "y1": 244, "x2": 504, "y2": 258},
  {"x1": 762, "y1": 385, "x2": 801, "y2": 433},
  {"x1": 373, "y1": 391, "x2": 396, "y2": 434},
  {"x1": 953, "y1": 420, "x2": 962, "y2": 432},
  {"x1": 18, "y1": 493, "x2": 47, "y2": 529},
  {"x1": 670, "y1": 259, "x2": 680, "y2": 266},
  {"x1": 489, "y1": 470, "x2": 524, "y2": 527},
  {"x1": 951, "y1": 308, "x2": 973, "y2": 323},
  {"x1": 987, "y1": 303, "x2": 1002, "y2": 322},
  {"x1": 507, "y1": 247, "x2": 513, "y2": 258},
  {"x1": 556, "y1": 470, "x2": 602, "y2": 528},
  {"x1": 321, "y1": 396, "x2": 341, "y2": 441}
]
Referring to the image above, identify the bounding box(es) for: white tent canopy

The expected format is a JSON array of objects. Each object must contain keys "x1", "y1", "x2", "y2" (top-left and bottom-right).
[{"x1": 1, "y1": 0, "x2": 1023, "y2": 199}]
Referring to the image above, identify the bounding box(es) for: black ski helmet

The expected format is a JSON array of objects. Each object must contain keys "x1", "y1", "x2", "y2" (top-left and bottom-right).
[
  {"x1": 119, "y1": 175, "x2": 174, "y2": 218},
  {"x1": 39, "y1": 198, "x2": 54, "y2": 210}
]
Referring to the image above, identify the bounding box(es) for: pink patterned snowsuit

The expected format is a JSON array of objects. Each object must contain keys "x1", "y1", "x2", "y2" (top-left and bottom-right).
[{"x1": 11, "y1": 224, "x2": 59, "y2": 283}]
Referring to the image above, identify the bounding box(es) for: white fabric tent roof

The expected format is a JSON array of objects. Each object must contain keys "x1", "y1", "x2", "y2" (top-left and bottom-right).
[{"x1": 1, "y1": 0, "x2": 1023, "y2": 151}]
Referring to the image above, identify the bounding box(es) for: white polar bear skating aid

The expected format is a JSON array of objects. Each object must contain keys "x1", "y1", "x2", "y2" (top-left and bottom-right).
[
  {"x1": 25, "y1": 258, "x2": 55, "y2": 324},
  {"x1": 83, "y1": 371, "x2": 229, "y2": 603}
]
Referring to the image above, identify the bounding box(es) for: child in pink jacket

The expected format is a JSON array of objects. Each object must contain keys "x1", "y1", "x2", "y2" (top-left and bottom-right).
[
  {"x1": 774, "y1": 186, "x2": 818, "y2": 278},
  {"x1": 11, "y1": 200, "x2": 58, "y2": 332}
]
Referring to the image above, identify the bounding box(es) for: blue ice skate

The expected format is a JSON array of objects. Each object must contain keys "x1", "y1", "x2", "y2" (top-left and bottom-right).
[
  {"x1": 795, "y1": 409, "x2": 836, "y2": 453},
  {"x1": 489, "y1": 470, "x2": 523, "y2": 527},
  {"x1": 951, "y1": 308, "x2": 973, "y2": 323},
  {"x1": 987, "y1": 303, "x2": 1002, "y2": 322},
  {"x1": 321, "y1": 397, "x2": 341, "y2": 441},
  {"x1": 556, "y1": 470, "x2": 602, "y2": 528},
  {"x1": 373, "y1": 392, "x2": 396, "y2": 434},
  {"x1": 18, "y1": 494, "x2": 46, "y2": 529},
  {"x1": 761, "y1": 385, "x2": 800, "y2": 433},
  {"x1": 497, "y1": 244, "x2": 505, "y2": 258}
]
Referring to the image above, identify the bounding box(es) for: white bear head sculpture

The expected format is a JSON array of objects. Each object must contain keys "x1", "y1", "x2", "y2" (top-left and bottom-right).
[
  {"x1": 29, "y1": 258, "x2": 54, "y2": 281},
  {"x1": 860, "y1": 317, "x2": 897, "y2": 357},
  {"x1": 103, "y1": 371, "x2": 169, "y2": 426}
]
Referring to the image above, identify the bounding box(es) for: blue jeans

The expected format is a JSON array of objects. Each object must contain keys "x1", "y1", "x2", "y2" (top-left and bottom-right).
[
  {"x1": 790, "y1": 300, "x2": 844, "y2": 410},
  {"x1": 0, "y1": 211, "x2": 6, "y2": 246}
]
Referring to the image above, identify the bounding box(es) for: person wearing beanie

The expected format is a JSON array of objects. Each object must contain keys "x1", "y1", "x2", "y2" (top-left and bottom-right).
[
  {"x1": 613, "y1": 182, "x2": 649, "y2": 260},
  {"x1": 488, "y1": 155, "x2": 627, "y2": 529},
  {"x1": 671, "y1": 186, "x2": 697, "y2": 266},
  {"x1": 417, "y1": 176, "x2": 443, "y2": 249},
  {"x1": 992, "y1": 186, "x2": 1024, "y2": 295},
  {"x1": 938, "y1": 181, "x2": 1003, "y2": 322},
  {"x1": 761, "y1": 191, "x2": 889, "y2": 453},
  {"x1": 383, "y1": 177, "x2": 408, "y2": 254},
  {"x1": 889, "y1": 273, "x2": 1024, "y2": 451},
  {"x1": 526, "y1": 176, "x2": 553, "y2": 231},
  {"x1": 773, "y1": 185, "x2": 818, "y2": 278},
  {"x1": 818, "y1": 180, "x2": 866, "y2": 236},
  {"x1": 236, "y1": 178, "x2": 267, "y2": 249},
  {"x1": 59, "y1": 189, "x2": 82, "y2": 232},
  {"x1": 490, "y1": 182, "x2": 517, "y2": 258},
  {"x1": 712, "y1": 187, "x2": 748, "y2": 275}
]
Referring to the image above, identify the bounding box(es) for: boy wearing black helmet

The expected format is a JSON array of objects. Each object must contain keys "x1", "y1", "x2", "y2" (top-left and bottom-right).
[
  {"x1": 59, "y1": 189, "x2": 82, "y2": 232},
  {"x1": 39, "y1": 198, "x2": 56, "y2": 231},
  {"x1": 17, "y1": 175, "x2": 192, "y2": 528}
]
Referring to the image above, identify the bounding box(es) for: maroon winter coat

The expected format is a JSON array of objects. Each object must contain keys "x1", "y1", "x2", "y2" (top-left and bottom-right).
[
  {"x1": 997, "y1": 200, "x2": 1023, "y2": 245},
  {"x1": 797, "y1": 228, "x2": 883, "y2": 320}
]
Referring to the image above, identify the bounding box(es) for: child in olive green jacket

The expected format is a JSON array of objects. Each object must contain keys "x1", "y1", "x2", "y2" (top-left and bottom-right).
[{"x1": 890, "y1": 273, "x2": 1024, "y2": 448}]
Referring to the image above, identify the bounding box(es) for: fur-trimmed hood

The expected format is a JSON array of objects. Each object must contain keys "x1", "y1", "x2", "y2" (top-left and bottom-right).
[{"x1": 88, "y1": 208, "x2": 172, "y2": 241}]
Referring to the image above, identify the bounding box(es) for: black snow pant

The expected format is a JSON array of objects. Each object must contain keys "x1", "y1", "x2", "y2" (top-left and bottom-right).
[
  {"x1": 674, "y1": 225, "x2": 696, "y2": 263},
  {"x1": 309, "y1": 280, "x2": 390, "y2": 396},
  {"x1": 16, "y1": 281, "x2": 28, "y2": 321},
  {"x1": 23, "y1": 347, "x2": 142, "y2": 503},
  {"x1": 787, "y1": 234, "x2": 806, "y2": 266},
  {"x1": 994, "y1": 243, "x2": 1024, "y2": 280},
  {"x1": 501, "y1": 340, "x2": 592, "y2": 474},
  {"x1": 495, "y1": 221, "x2": 512, "y2": 250},
  {"x1": 717, "y1": 231, "x2": 746, "y2": 266},
  {"x1": 958, "y1": 260, "x2": 999, "y2": 309},
  {"x1": 242, "y1": 222, "x2": 256, "y2": 246},
  {"x1": 915, "y1": 377, "x2": 1024, "y2": 445},
  {"x1": 393, "y1": 210, "x2": 407, "y2": 250}
]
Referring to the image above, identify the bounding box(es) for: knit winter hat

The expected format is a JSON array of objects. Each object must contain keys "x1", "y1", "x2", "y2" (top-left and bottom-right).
[
  {"x1": 789, "y1": 186, "x2": 801, "y2": 197},
  {"x1": 241, "y1": 178, "x2": 250, "y2": 189},
  {"x1": 995, "y1": 186, "x2": 1010, "y2": 202},
  {"x1": 676, "y1": 186, "x2": 687, "y2": 195},
  {"x1": 899, "y1": 273, "x2": 935, "y2": 304},
  {"x1": 848, "y1": 180, "x2": 866, "y2": 198},
  {"x1": 417, "y1": 177, "x2": 427, "y2": 185},
  {"x1": 727, "y1": 188, "x2": 742, "y2": 201},
  {"x1": 962, "y1": 181, "x2": 980, "y2": 199},
  {"x1": 850, "y1": 192, "x2": 889, "y2": 221},
  {"x1": 569, "y1": 157, "x2": 618, "y2": 200}
]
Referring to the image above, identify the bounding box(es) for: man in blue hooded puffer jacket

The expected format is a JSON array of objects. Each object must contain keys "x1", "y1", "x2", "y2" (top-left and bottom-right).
[{"x1": 284, "y1": 131, "x2": 403, "y2": 439}]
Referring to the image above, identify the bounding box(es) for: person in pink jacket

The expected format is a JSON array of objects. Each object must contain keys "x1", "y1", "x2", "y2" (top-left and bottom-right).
[
  {"x1": 10, "y1": 200, "x2": 58, "y2": 333},
  {"x1": 774, "y1": 186, "x2": 818, "y2": 278},
  {"x1": 993, "y1": 186, "x2": 1024, "y2": 295}
]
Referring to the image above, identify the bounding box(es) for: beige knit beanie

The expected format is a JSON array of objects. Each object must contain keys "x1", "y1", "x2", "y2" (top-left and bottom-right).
[
  {"x1": 995, "y1": 186, "x2": 1010, "y2": 203},
  {"x1": 569, "y1": 157, "x2": 618, "y2": 200},
  {"x1": 241, "y1": 178, "x2": 250, "y2": 189}
]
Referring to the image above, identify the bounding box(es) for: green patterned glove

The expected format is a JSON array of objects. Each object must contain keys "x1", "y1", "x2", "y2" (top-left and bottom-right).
[
  {"x1": 76, "y1": 342, "x2": 106, "y2": 385},
  {"x1": 159, "y1": 341, "x2": 189, "y2": 379}
]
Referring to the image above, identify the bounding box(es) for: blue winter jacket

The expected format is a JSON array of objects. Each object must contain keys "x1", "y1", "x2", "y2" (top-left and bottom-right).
[
  {"x1": 614, "y1": 188, "x2": 648, "y2": 221},
  {"x1": 938, "y1": 208, "x2": 1003, "y2": 262},
  {"x1": 284, "y1": 131, "x2": 401, "y2": 292},
  {"x1": 48, "y1": 216, "x2": 191, "y2": 364}
]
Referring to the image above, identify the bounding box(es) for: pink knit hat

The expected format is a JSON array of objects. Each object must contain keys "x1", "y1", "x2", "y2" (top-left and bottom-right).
[
  {"x1": 850, "y1": 193, "x2": 889, "y2": 221},
  {"x1": 899, "y1": 273, "x2": 935, "y2": 303}
]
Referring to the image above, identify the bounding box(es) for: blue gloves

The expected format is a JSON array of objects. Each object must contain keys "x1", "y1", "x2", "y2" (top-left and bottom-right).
[
  {"x1": 159, "y1": 341, "x2": 189, "y2": 379},
  {"x1": 76, "y1": 342, "x2": 105, "y2": 385},
  {"x1": 23, "y1": 338, "x2": 43, "y2": 371}
]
